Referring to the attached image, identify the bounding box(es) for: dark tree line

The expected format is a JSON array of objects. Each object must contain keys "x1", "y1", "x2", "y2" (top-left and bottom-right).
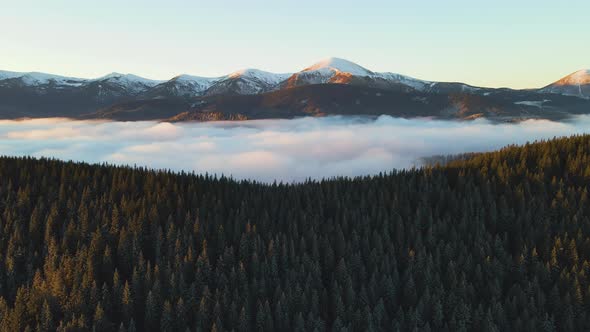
[{"x1": 1, "y1": 135, "x2": 590, "y2": 331}]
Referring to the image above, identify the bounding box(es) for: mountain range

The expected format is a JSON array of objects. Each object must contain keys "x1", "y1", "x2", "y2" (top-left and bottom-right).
[{"x1": 1, "y1": 58, "x2": 589, "y2": 122}]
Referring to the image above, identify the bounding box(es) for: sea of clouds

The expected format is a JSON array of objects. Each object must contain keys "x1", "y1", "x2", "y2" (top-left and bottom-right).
[{"x1": 0, "y1": 115, "x2": 589, "y2": 182}]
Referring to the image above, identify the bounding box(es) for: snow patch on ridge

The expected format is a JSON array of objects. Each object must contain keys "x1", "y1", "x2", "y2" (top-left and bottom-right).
[
  {"x1": 228, "y1": 68, "x2": 291, "y2": 85},
  {"x1": 515, "y1": 100, "x2": 550, "y2": 108},
  {"x1": 174, "y1": 74, "x2": 221, "y2": 84},
  {"x1": 93, "y1": 73, "x2": 164, "y2": 86},
  {"x1": 375, "y1": 72, "x2": 431, "y2": 91},
  {"x1": 0, "y1": 70, "x2": 87, "y2": 86}
]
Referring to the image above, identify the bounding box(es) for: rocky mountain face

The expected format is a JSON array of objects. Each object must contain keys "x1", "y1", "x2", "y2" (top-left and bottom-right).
[
  {"x1": 1, "y1": 59, "x2": 589, "y2": 121},
  {"x1": 92, "y1": 84, "x2": 590, "y2": 123}
]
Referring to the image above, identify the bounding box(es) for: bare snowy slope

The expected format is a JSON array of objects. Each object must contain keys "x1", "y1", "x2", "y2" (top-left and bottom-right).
[
  {"x1": 0, "y1": 70, "x2": 87, "y2": 87},
  {"x1": 541, "y1": 69, "x2": 590, "y2": 99},
  {"x1": 205, "y1": 69, "x2": 291, "y2": 95}
]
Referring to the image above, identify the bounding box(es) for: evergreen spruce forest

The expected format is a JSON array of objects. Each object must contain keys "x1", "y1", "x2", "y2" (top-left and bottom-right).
[{"x1": 2, "y1": 135, "x2": 590, "y2": 332}]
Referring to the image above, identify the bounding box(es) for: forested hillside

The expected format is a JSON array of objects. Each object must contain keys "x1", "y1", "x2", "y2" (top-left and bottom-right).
[{"x1": 1, "y1": 135, "x2": 590, "y2": 331}]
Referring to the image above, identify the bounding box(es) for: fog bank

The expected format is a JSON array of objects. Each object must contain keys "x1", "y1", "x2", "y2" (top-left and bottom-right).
[{"x1": 1, "y1": 116, "x2": 589, "y2": 182}]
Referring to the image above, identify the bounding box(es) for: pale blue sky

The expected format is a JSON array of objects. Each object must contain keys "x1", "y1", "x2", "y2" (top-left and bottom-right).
[{"x1": 1, "y1": 0, "x2": 588, "y2": 88}]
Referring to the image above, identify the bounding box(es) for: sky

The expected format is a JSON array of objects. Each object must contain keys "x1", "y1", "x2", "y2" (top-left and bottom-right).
[{"x1": 1, "y1": 0, "x2": 588, "y2": 89}]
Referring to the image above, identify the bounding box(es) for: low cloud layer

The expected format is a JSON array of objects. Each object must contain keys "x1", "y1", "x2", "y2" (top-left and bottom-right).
[{"x1": 1, "y1": 116, "x2": 589, "y2": 182}]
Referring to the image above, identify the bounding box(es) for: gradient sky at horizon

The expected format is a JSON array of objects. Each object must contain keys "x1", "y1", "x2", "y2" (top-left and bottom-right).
[{"x1": 1, "y1": 0, "x2": 588, "y2": 89}]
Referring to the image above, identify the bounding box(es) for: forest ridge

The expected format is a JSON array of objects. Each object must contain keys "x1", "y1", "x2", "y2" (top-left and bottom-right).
[{"x1": 1, "y1": 135, "x2": 590, "y2": 331}]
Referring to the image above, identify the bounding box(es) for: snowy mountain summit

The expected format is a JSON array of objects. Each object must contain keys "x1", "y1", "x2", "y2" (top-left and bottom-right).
[
  {"x1": 541, "y1": 69, "x2": 590, "y2": 99},
  {"x1": 0, "y1": 70, "x2": 87, "y2": 86},
  {"x1": 228, "y1": 69, "x2": 291, "y2": 86},
  {"x1": 303, "y1": 57, "x2": 374, "y2": 76},
  {"x1": 557, "y1": 69, "x2": 590, "y2": 86}
]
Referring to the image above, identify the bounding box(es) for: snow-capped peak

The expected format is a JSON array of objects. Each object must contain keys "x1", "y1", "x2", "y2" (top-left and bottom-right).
[
  {"x1": 0, "y1": 70, "x2": 87, "y2": 86},
  {"x1": 227, "y1": 68, "x2": 291, "y2": 85},
  {"x1": 304, "y1": 57, "x2": 373, "y2": 76},
  {"x1": 229, "y1": 68, "x2": 265, "y2": 78},
  {"x1": 553, "y1": 69, "x2": 590, "y2": 86},
  {"x1": 95, "y1": 72, "x2": 125, "y2": 80},
  {"x1": 0, "y1": 70, "x2": 31, "y2": 81},
  {"x1": 540, "y1": 69, "x2": 590, "y2": 99},
  {"x1": 93, "y1": 72, "x2": 163, "y2": 86}
]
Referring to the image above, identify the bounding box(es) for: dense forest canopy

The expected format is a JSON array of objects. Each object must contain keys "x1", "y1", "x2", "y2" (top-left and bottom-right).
[{"x1": 1, "y1": 135, "x2": 590, "y2": 331}]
